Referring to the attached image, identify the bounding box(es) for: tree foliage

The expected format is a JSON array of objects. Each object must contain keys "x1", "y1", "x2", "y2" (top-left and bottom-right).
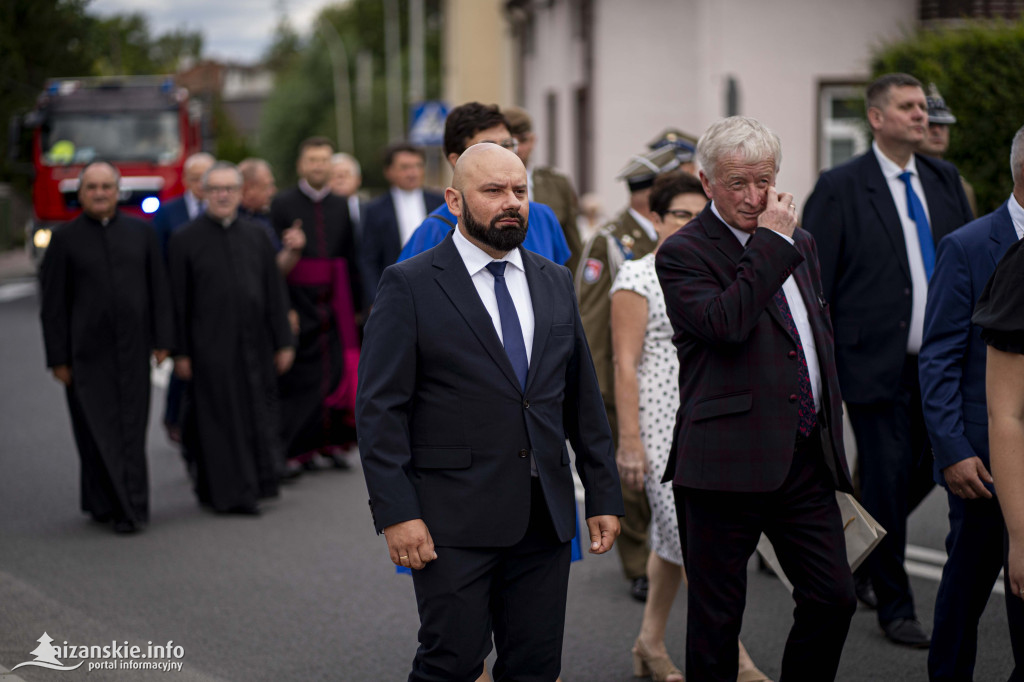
[
  {"x1": 258, "y1": 0, "x2": 443, "y2": 191},
  {"x1": 872, "y1": 19, "x2": 1024, "y2": 215}
]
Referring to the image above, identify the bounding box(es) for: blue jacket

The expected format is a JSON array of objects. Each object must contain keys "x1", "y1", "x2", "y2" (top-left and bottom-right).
[
  {"x1": 919, "y1": 201, "x2": 1018, "y2": 488},
  {"x1": 397, "y1": 201, "x2": 570, "y2": 266}
]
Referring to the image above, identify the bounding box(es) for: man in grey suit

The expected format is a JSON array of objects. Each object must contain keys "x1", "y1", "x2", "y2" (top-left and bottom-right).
[{"x1": 357, "y1": 143, "x2": 623, "y2": 682}]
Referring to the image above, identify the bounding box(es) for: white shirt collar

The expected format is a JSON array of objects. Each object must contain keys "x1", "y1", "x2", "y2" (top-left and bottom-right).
[
  {"x1": 710, "y1": 201, "x2": 756, "y2": 246},
  {"x1": 873, "y1": 140, "x2": 919, "y2": 179},
  {"x1": 298, "y1": 178, "x2": 333, "y2": 203},
  {"x1": 1008, "y1": 193, "x2": 1024, "y2": 241},
  {"x1": 452, "y1": 225, "x2": 525, "y2": 277},
  {"x1": 628, "y1": 207, "x2": 658, "y2": 242}
]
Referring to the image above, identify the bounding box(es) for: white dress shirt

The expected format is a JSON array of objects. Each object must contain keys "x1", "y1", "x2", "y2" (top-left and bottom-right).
[
  {"x1": 873, "y1": 141, "x2": 931, "y2": 354},
  {"x1": 1008, "y1": 192, "x2": 1024, "y2": 241},
  {"x1": 392, "y1": 188, "x2": 428, "y2": 248},
  {"x1": 184, "y1": 191, "x2": 202, "y2": 220},
  {"x1": 713, "y1": 202, "x2": 822, "y2": 411},
  {"x1": 452, "y1": 227, "x2": 535, "y2": 366}
]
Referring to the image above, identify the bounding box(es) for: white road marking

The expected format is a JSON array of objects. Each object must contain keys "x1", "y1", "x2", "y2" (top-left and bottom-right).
[{"x1": 0, "y1": 280, "x2": 36, "y2": 303}]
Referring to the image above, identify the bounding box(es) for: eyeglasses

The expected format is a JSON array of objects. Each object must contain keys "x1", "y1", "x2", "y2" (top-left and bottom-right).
[
  {"x1": 480, "y1": 138, "x2": 519, "y2": 154},
  {"x1": 206, "y1": 185, "x2": 240, "y2": 194},
  {"x1": 665, "y1": 209, "x2": 696, "y2": 221}
]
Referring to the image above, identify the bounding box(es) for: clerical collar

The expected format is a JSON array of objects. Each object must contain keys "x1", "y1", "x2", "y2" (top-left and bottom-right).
[
  {"x1": 298, "y1": 179, "x2": 333, "y2": 203},
  {"x1": 207, "y1": 211, "x2": 235, "y2": 229},
  {"x1": 85, "y1": 212, "x2": 115, "y2": 227}
]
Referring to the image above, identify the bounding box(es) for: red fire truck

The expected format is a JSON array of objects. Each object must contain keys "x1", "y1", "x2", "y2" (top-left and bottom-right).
[{"x1": 18, "y1": 75, "x2": 204, "y2": 261}]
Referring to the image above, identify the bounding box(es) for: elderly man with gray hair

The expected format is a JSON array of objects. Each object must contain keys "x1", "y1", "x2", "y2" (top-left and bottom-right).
[
  {"x1": 168, "y1": 161, "x2": 295, "y2": 515},
  {"x1": 656, "y1": 116, "x2": 856, "y2": 681}
]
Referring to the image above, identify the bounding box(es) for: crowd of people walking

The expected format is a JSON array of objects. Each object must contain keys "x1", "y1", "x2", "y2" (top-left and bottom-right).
[{"x1": 37, "y1": 73, "x2": 1023, "y2": 681}]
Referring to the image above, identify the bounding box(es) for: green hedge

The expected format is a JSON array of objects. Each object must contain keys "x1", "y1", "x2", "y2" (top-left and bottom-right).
[{"x1": 872, "y1": 19, "x2": 1024, "y2": 216}]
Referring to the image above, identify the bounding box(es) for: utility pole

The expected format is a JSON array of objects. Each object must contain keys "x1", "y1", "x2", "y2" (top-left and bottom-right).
[
  {"x1": 383, "y1": 0, "x2": 404, "y2": 141},
  {"x1": 317, "y1": 16, "x2": 355, "y2": 154}
]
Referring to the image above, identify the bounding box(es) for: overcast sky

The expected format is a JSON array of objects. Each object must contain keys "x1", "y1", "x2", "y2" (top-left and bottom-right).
[{"x1": 89, "y1": 0, "x2": 337, "y2": 63}]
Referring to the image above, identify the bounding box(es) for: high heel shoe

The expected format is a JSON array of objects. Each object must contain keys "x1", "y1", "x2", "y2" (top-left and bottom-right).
[{"x1": 632, "y1": 637, "x2": 684, "y2": 682}]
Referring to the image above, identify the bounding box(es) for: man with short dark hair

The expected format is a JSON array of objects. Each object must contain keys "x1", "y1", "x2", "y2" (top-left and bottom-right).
[
  {"x1": 40, "y1": 161, "x2": 174, "y2": 533},
  {"x1": 659, "y1": 116, "x2": 856, "y2": 681},
  {"x1": 804, "y1": 72, "x2": 974, "y2": 647},
  {"x1": 397, "y1": 102, "x2": 571, "y2": 266},
  {"x1": 271, "y1": 137, "x2": 361, "y2": 472},
  {"x1": 358, "y1": 142, "x2": 622, "y2": 681},
  {"x1": 169, "y1": 162, "x2": 294, "y2": 515},
  {"x1": 359, "y1": 142, "x2": 444, "y2": 305}
]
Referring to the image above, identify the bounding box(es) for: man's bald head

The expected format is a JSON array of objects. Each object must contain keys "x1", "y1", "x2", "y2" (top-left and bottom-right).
[
  {"x1": 445, "y1": 143, "x2": 529, "y2": 258},
  {"x1": 451, "y1": 142, "x2": 526, "y2": 192}
]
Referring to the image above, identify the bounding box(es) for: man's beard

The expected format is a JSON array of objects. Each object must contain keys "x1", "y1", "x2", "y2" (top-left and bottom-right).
[{"x1": 461, "y1": 194, "x2": 528, "y2": 252}]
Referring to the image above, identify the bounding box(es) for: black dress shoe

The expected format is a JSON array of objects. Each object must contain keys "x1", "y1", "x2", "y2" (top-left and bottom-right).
[
  {"x1": 227, "y1": 504, "x2": 261, "y2": 516},
  {"x1": 881, "y1": 618, "x2": 930, "y2": 648},
  {"x1": 112, "y1": 519, "x2": 139, "y2": 534},
  {"x1": 855, "y1": 572, "x2": 878, "y2": 610},
  {"x1": 630, "y1": 576, "x2": 649, "y2": 602}
]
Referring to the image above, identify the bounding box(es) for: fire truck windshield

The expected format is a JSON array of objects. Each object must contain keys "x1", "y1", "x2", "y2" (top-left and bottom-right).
[{"x1": 42, "y1": 111, "x2": 181, "y2": 165}]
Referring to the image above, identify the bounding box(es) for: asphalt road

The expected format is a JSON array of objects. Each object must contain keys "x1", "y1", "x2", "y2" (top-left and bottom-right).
[{"x1": 0, "y1": 276, "x2": 1015, "y2": 681}]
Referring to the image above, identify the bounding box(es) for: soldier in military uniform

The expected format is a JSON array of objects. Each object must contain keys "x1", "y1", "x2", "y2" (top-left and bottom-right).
[
  {"x1": 918, "y1": 83, "x2": 979, "y2": 218},
  {"x1": 503, "y1": 106, "x2": 582, "y2": 273},
  {"x1": 576, "y1": 138, "x2": 694, "y2": 600}
]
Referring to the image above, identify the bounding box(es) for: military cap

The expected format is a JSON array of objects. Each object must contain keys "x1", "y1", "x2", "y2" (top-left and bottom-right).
[
  {"x1": 616, "y1": 145, "x2": 680, "y2": 192},
  {"x1": 647, "y1": 128, "x2": 698, "y2": 164},
  {"x1": 926, "y1": 83, "x2": 956, "y2": 125}
]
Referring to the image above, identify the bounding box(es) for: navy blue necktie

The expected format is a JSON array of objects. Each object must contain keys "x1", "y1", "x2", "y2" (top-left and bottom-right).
[
  {"x1": 898, "y1": 170, "x2": 936, "y2": 280},
  {"x1": 485, "y1": 261, "x2": 529, "y2": 391}
]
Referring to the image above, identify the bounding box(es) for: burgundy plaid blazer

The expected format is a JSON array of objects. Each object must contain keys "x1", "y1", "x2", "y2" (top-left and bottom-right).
[{"x1": 655, "y1": 204, "x2": 853, "y2": 494}]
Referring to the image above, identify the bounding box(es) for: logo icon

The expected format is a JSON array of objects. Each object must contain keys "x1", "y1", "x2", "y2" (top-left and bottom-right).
[{"x1": 12, "y1": 633, "x2": 83, "y2": 671}]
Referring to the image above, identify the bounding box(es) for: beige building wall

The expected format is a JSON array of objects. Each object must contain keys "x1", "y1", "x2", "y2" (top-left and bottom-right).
[
  {"x1": 513, "y1": 0, "x2": 917, "y2": 213},
  {"x1": 443, "y1": 0, "x2": 516, "y2": 109}
]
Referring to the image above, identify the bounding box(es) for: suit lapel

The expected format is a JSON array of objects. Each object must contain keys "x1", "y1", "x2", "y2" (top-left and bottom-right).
[
  {"x1": 989, "y1": 202, "x2": 1017, "y2": 267},
  {"x1": 862, "y1": 153, "x2": 912, "y2": 282},
  {"x1": 383, "y1": 192, "x2": 402, "y2": 255},
  {"x1": 431, "y1": 235, "x2": 524, "y2": 393},
  {"x1": 699, "y1": 206, "x2": 794, "y2": 340},
  {"x1": 522, "y1": 250, "x2": 551, "y2": 393}
]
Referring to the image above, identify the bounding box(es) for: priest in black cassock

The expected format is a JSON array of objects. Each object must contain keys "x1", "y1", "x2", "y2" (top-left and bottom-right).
[
  {"x1": 40, "y1": 161, "x2": 174, "y2": 534},
  {"x1": 270, "y1": 137, "x2": 362, "y2": 472},
  {"x1": 168, "y1": 162, "x2": 295, "y2": 515}
]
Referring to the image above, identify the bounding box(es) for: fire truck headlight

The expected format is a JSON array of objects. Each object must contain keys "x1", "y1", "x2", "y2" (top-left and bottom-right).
[
  {"x1": 142, "y1": 197, "x2": 161, "y2": 214},
  {"x1": 33, "y1": 228, "x2": 52, "y2": 250}
]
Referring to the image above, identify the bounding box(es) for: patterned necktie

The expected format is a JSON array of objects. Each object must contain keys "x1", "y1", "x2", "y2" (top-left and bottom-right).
[
  {"x1": 898, "y1": 170, "x2": 935, "y2": 280},
  {"x1": 773, "y1": 289, "x2": 817, "y2": 437},
  {"x1": 485, "y1": 261, "x2": 529, "y2": 391}
]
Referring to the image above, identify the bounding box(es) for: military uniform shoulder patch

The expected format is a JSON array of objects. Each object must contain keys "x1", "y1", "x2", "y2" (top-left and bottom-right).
[{"x1": 582, "y1": 258, "x2": 603, "y2": 284}]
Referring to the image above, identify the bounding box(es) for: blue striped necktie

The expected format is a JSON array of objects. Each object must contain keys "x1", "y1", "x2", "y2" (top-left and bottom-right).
[
  {"x1": 898, "y1": 170, "x2": 935, "y2": 280},
  {"x1": 485, "y1": 261, "x2": 529, "y2": 391}
]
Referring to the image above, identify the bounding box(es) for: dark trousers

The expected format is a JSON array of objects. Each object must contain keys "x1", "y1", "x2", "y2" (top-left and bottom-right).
[
  {"x1": 408, "y1": 479, "x2": 571, "y2": 682},
  {"x1": 846, "y1": 354, "x2": 935, "y2": 624},
  {"x1": 676, "y1": 432, "x2": 856, "y2": 682},
  {"x1": 929, "y1": 493, "x2": 1007, "y2": 680}
]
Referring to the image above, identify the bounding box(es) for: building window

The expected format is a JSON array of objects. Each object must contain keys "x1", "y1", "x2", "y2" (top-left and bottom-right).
[
  {"x1": 818, "y1": 84, "x2": 868, "y2": 171},
  {"x1": 920, "y1": 0, "x2": 1023, "y2": 20}
]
